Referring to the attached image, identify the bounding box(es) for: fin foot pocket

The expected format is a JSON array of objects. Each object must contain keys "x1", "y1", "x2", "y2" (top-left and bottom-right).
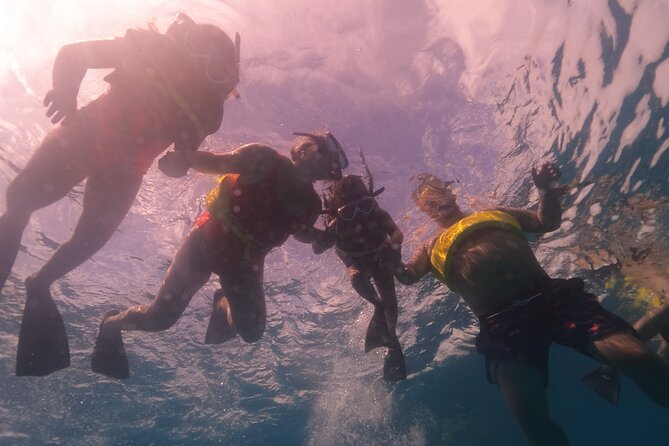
[
  {"x1": 383, "y1": 345, "x2": 407, "y2": 381},
  {"x1": 582, "y1": 365, "x2": 620, "y2": 404},
  {"x1": 204, "y1": 289, "x2": 236, "y2": 344},
  {"x1": 91, "y1": 311, "x2": 129, "y2": 379},
  {"x1": 364, "y1": 307, "x2": 392, "y2": 352}
]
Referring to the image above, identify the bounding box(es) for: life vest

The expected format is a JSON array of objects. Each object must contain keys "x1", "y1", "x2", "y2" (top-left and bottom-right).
[
  {"x1": 430, "y1": 210, "x2": 525, "y2": 289},
  {"x1": 206, "y1": 174, "x2": 254, "y2": 260}
]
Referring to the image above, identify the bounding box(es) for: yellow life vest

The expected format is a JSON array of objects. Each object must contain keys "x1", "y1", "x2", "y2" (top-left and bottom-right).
[
  {"x1": 206, "y1": 174, "x2": 254, "y2": 260},
  {"x1": 430, "y1": 210, "x2": 525, "y2": 289}
]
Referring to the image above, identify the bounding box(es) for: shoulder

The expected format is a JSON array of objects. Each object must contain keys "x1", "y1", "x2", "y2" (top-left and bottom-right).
[{"x1": 234, "y1": 143, "x2": 286, "y2": 166}]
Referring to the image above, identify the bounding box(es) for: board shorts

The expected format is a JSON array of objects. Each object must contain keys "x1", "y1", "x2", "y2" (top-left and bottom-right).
[{"x1": 475, "y1": 277, "x2": 638, "y2": 385}]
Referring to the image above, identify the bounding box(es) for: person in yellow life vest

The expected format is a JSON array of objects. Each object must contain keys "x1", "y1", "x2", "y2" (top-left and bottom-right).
[
  {"x1": 313, "y1": 175, "x2": 406, "y2": 381},
  {"x1": 6, "y1": 13, "x2": 241, "y2": 377},
  {"x1": 90, "y1": 131, "x2": 348, "y2": 379},
  {"x1": 396, "y1": 162, "x2": 669, "y2": 446}
]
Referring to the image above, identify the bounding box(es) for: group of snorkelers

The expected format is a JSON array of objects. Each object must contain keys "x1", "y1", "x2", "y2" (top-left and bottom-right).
[{"x1": 1, "y1": 13, "x2": 668, "y2": 446}]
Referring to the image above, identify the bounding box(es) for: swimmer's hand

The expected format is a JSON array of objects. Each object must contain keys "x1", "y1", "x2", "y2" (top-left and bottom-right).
[
  {"x1": 159, "y1": 151, "x2": 192, "y2": 178},
  {"x1": 532, "y1": 162, "x2": 567, "y2": 194},
  {"x1": 44, "y1": 88, "x2": 77, "y2": 125}
]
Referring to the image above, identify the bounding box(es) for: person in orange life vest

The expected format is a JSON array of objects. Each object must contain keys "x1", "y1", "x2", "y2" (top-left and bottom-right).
[
  {"x1": 91, "y1": 131, "x2": 349, "y2": 379},
  {"x1": 395, "y1": 163, "x2": 669, "y2": 446},
  {"x1": 5, "y1": 13, "x2": 241, "y2": 377},
  {"x1": 312, "y1": 174, "x2": 406, "y2": 381}
]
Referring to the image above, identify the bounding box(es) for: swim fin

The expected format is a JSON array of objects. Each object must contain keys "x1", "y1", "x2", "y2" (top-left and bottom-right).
[
  {"x1": 16, "y1": 285, "x2": 70, "y2": 376},
  {"x1": 383, "y1": 344, "x2": 407, "y2": 381},
  {"x1": 204, "y1": 289, "x2": 236, "y2": 344},
  {"x1": 91, "y1": 311, "x2": 129, "y2": 379},
  {"x1": 582, "y1": 365, "x2": 620, "y2": 405},
  {"x1": 364, "y1": 307, "x2": 392, "y2": 353}
]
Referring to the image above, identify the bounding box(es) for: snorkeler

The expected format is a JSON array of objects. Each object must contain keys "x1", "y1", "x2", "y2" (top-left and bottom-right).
[
  {"x1": 313, "y1": 174, "x2": 406, "y2": 381},
  {"x1": 91, "y1": 131, "x2": 348, "y2": 379},
  {"x1": 395, "y1": 163, "x2": 669, "y2": 446},
  {"x1": 4, "y1": 13, "x2": 240, "y2": 377}
]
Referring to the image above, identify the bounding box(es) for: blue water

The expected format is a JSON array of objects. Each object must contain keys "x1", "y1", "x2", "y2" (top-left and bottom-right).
[{"x1": 1, "y1": 0, "x2": 669, "y2": 444}]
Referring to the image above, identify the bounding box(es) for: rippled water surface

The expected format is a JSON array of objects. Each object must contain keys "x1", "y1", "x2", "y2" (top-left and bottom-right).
[{"x1": 1, "y1": 1, "x2": 669, "y2": 445}]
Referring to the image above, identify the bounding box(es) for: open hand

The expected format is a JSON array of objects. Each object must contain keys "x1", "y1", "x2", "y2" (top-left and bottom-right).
[
  {"x1": 43, "y1": 88, "x2": 77, "y2": 125},
  {"x1": 532, "y1": 162, "x2": 561, "y2": 190}
]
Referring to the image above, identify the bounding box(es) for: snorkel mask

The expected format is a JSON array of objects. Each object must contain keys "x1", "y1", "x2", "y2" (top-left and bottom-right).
[
  {"x1": 168, "y1": 13, "x2": 241, "y2": 99},
  {"x1": 293, "y1": 131, "x2": 349, "y2": 180}
]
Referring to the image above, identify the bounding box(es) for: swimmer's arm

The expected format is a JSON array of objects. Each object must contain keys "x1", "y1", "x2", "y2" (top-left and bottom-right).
[
  {"x1": 53, "y1": 39, "x2": 124, "y2": 92},
  {"x1": 378, "y1": 209, "x2": 404, "y2": 250},
  {"x1": 185, "y1": 144, "x2": 277, "y2": 175},
  {"x1": 496, "y1": 162, "x2": 563, "y2": 234},
  {"x1": 395, "y1": 243, "x2": 431, "y2": 285},
  {"x1": 46, "y1": 39, "x2": 124, "y2": 124}
]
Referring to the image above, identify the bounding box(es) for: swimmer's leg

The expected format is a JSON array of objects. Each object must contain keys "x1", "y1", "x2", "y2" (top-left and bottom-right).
[
  {"x1": 347, "y1": 265, "x2": 391, "y2": 352},
  {"x1": 583, "y1": 303, "x2": 669, "y2": 403},
  {"x1": 215, "y1": 262, "x2": 267, "y2": 344},
  {"x1": 15, "y1": 277, "x2": 70, "y2": 376},
  {"x1": 496, "y1": 359, "x2": 569, "y2": 446},
  {"x1": 92, "y1": 226, "x2": 211, "y2": 378},
  {"x1": 26, "y1": 167, "x2": 142, "y2": 295},
  {"x1": 588, "y1": 332, "x2": 669, "y2": 408},
  {"x1": 0, "y1": 128, "x2": 89, "y2": 292},
  {"x1": 373, "y1": 268, "x2": 406, "y2": 381}
]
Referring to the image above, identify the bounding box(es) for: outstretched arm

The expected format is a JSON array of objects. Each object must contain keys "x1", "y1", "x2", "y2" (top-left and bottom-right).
[
  {"x1": 159, "y1": 143, "x2": 280, "y2": 177},
  {"x1": 45, "y1": 39, "x2": 124, "y2": 124},
  {"x1": 497, "y1": 162, "x2": 564, "y2": 234}
]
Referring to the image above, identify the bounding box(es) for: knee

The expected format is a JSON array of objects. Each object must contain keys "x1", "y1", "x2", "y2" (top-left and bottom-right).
[
  {"x1": 236, "y1": 313, "x2": 266, "y2": 343},
  {"x1": 350, "y1": 272, "x2": 374, "y2": 297}
]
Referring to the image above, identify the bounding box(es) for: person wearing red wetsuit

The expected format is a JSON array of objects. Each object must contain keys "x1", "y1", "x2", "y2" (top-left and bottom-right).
[
  {"x1": 91, "y1": 131, "x2": 349, "y2": 379},
  {"x1": 4, "y1": 13, "x2": 241, "y2": 376}
]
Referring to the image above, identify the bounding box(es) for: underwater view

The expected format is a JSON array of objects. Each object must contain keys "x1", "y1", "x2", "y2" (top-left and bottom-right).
[{"x1": 1, "y1": 0, "x2": 669, "y2": 444}]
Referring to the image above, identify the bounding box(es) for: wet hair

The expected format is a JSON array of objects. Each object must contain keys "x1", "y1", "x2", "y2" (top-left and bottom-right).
[
  {"x1": 290, "y1": 131, "x2": 329, "y2": 162},
  {"x1": 412, "y1": 174, "x2": 455, "y2": 214}
]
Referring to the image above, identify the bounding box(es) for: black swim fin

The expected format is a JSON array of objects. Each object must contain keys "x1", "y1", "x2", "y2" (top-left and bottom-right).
[
  {"x1": 383, "y1": 345, "x2": 407, "y2": 381},
  {"x1": 204, "y1": 289, "x2": 236, "y2": 344},
  {"x1": 364, "y1": 307, "x2": 392, "y2": 352},
  {"x1": 16, "y1": 286, "x2": 70, "y2": 376},
  {"x1": 91, "y1": 311, "x2": 129, "y2": 379},
  {"x1": 582, "y1": 365, "x2": 620, "y2": 405}
]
